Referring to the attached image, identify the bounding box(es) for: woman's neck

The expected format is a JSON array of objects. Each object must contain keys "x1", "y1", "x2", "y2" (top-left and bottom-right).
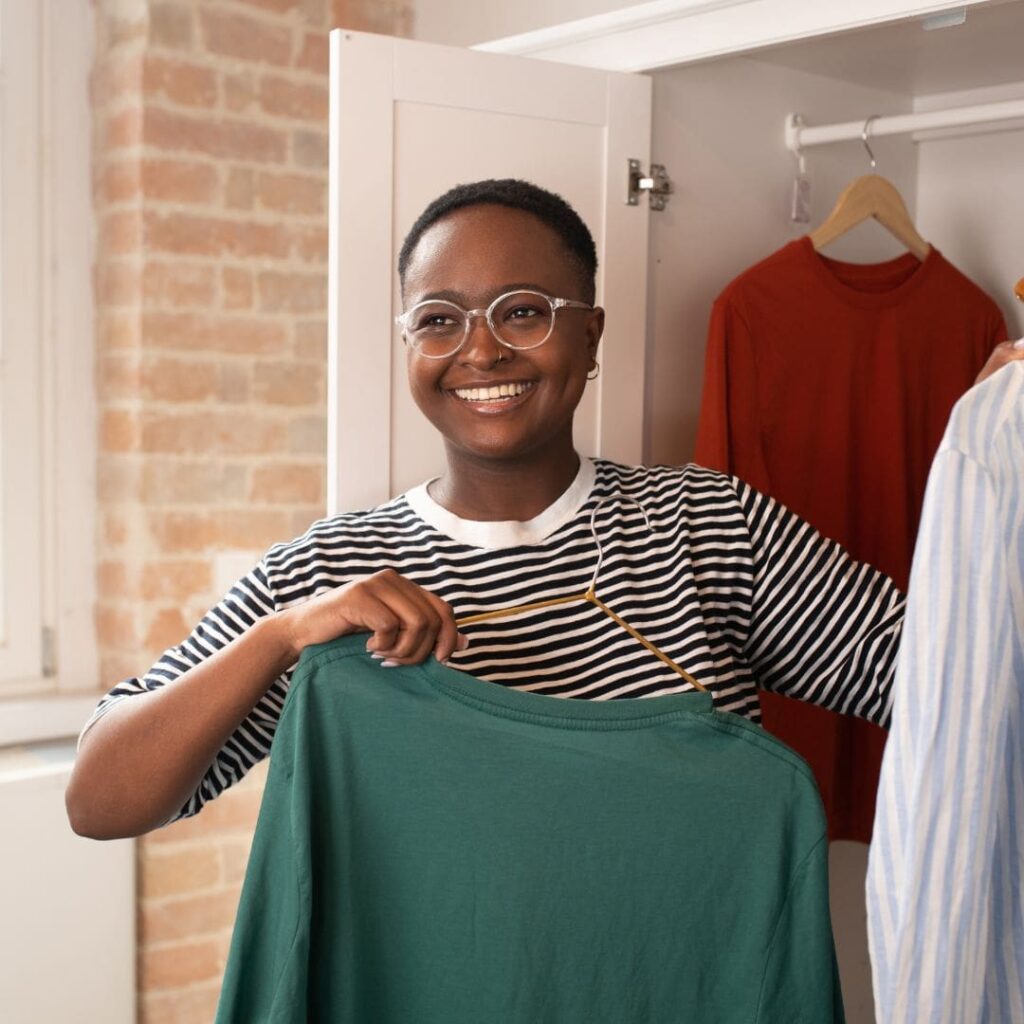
[{"x1": 429, "y1": 445, "x2": 582, "y2": 522}]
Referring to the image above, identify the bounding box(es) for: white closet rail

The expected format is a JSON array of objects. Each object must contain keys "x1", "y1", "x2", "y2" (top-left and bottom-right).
[{"x1": 785, "y1": 98, "x2": 1024, "y2": 152}]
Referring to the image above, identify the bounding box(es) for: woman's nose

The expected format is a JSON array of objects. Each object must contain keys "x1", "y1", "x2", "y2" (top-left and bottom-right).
[{"x1": 458, "y1": 313, "x2": 509, "y2": 367}]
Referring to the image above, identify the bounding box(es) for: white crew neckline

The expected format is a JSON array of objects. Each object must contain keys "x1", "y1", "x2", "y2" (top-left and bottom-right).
[{"x1": 403, "y1": 457, "x2": 596, "y2": 550}]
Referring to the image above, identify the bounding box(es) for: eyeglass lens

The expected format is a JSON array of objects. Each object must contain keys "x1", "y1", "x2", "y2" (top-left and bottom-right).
[{"x1": 405, "y1": 291, "x2": 554, "y2": 358}]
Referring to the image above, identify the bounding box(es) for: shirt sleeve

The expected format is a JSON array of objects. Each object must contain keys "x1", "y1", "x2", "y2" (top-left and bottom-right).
[
  {"x1": 867, "y1": 447, "x2": 1015, "y2": 1023},
  {"x1": 77, "y1": 556, "x2": 294, "y2": 824},
  {"x1": 732, "y1": 476, "x2": 905, "y2": 727}
]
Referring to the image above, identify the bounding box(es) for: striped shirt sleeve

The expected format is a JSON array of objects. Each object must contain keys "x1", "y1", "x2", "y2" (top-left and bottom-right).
[
  {"x1": 731, "y1": 477, "x2": 905, "y2": 727},
  {"x1": 77, "y1": 558, "x2": 289, "y2": 824}
]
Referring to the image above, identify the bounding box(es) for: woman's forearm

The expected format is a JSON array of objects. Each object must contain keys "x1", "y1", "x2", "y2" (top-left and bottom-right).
[{"x1": 65, "y1": 612, "x2": 298, "y2": 840}]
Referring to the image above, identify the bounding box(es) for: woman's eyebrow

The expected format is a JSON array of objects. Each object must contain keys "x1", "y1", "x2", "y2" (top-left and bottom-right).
[{"x1": 417, "y1": 283, "x2": 552, "y2": 305}]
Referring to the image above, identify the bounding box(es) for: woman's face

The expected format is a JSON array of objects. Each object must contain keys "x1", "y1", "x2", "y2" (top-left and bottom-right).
[{"x1": 401, "y1": 204, "x2": 604, "y2": 465}]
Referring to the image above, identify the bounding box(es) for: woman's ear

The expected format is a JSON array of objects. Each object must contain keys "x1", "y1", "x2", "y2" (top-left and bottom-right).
[{"x1": 585, "y1": 306, "x2": 605, "y2": 363}]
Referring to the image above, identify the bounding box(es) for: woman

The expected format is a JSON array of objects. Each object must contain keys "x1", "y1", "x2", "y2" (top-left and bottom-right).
[{"x1": 65, "y1": 179, "x2": 1022, "y2": 840}]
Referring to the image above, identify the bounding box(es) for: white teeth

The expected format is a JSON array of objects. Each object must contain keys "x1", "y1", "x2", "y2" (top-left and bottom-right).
[{"x1": 453, "y1": 382, "x2": 533, "y2": 402}]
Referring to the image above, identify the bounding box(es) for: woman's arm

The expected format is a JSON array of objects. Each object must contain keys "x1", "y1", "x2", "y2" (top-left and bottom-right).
[{"x1": 67, "y1": 567, "x2": 461, "y2": 840}]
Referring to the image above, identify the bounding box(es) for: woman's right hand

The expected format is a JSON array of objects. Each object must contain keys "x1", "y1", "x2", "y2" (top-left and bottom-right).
[{"x1": 277, "y1": 569, "x2": 467, "y2": 666}]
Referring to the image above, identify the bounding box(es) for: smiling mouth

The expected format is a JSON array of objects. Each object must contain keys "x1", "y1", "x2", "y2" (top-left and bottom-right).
[{"x1": 449, "y1": 381, "x2": 536, "y2": 403}]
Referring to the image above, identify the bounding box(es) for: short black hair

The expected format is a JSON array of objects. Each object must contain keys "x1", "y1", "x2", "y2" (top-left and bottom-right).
[{"x1": 397, "y1": 179, "x2": 598, "y2": 304}]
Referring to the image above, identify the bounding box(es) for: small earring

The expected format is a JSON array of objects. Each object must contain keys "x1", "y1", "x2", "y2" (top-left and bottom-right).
[{"x1": 587, "y1": 362, "x2": 600, "y2": 381}]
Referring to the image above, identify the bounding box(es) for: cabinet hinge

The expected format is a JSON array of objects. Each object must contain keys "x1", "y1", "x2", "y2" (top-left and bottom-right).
[{"x1": 627, "y1": 159, "x2": 673, "y2": 210}]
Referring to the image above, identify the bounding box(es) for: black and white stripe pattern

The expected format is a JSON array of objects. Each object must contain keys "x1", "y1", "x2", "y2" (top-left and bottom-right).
[{"x1": 83, "y1": 459, "x2": 904, "y2": 822}]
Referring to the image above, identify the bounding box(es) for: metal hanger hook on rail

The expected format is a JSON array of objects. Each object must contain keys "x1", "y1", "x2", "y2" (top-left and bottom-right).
[
  {"x1": 586, "y1": 494, "x2": 651, "y2": 596},
  {"x1": 862, "y1": 114, "x2": 881, "y2": 170}
]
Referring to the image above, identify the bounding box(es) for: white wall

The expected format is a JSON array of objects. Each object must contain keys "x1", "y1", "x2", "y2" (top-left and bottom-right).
[
  {"x1": 645, "y1": 55, "x2": 918, "y2": 466},
  {"x1": 410, "y1": 0, "x2": 651, "y2": 47},
  {"x1": 916, "y1": 123, "x2": 1024, "y2": 339}
]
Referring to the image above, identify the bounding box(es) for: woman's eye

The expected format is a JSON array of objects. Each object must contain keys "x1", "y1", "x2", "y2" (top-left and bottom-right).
[
  {"x1": 505, "y1": 305, "x2": 541, "y2": 321},
  {"x1": 415, "y1": 313, "x2": 457, "y2": 331}
]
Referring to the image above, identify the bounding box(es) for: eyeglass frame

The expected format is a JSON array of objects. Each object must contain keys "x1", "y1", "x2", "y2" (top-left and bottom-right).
[{"x1": 394, "y1": 288, "x2": 595, "y2": 360}]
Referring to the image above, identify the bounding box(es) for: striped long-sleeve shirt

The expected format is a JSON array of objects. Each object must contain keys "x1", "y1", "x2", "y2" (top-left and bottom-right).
[
  {"x1": 867, "y1": 362, "x2": 1024, "y2": 1023},
  {"x1": 81, "y1": 458, "x2": 904, "y2": 823}
]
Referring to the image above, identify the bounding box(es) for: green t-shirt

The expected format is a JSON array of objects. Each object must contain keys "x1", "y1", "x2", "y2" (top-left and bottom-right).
[{"x1": 216, "y1": 634, "x2": 843, "y2": 1023}]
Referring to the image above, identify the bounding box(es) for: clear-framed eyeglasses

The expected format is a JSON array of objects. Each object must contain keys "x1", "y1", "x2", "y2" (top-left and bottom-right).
[{"x1": 395, "y1": 289, "x2": 594, "y2": 360}]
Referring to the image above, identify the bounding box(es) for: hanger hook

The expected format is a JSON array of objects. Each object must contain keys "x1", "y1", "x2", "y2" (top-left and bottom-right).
[
  {"x1": 587, "y1": 495, "x2": 651, "y2": 595},
  {"x1": 862, "y1": 114, "x2": 881, "y2": 170}
]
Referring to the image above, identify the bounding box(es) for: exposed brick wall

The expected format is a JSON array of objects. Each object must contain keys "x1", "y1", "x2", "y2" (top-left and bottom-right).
[{"x1": 91, "y1": 1, "x2": 411, "y2": 1019}]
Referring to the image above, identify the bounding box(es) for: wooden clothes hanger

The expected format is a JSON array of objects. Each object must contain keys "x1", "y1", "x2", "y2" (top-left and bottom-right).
[
  {"x1": 809, "y1": 116, "x2": 931, "y2": 262},
  {"x1": 455, "y1": 496, "x2": 707, "y2": 693}
]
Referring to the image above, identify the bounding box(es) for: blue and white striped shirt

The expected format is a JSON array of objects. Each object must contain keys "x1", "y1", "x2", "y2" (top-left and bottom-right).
[{"x1": 868, "y1": 361, "x2": 1024, "y2": 1023}]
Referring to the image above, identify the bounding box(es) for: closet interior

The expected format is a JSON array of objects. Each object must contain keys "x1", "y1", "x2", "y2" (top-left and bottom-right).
[{"x1": 639, "y1": 0, "x2": 1024, "y2": 466}]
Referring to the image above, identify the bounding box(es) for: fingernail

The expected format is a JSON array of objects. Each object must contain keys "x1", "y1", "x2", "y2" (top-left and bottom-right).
[
  {"x1": 1014, "y1": 338, "x2": 1024, "y2": 350},
  {"x1": 369, "y1": 653, "x2": 384, "y2": 661},
  {"x1": 380, "y1": 660, "x2": 399, "y2": 668},
  {"x1": 457, "y1": 633, "x2": 469, "y2": 651}
]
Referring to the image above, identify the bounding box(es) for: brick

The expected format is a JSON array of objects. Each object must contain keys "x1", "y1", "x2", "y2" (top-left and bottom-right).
[
  {"x1": 143, "y1": 606, "x2": 191, "y2": 652},
  {"x1": 149, "y1": 2, "x2": 194, "y2": 50},
  {"x1": 220, "y1": 836, "x2": 255, "y2": 885},
  {"x1": 100, "y1": 652, "x2": 148, "y2": 686},
  {"x1": 257, "y1": 270, "x2": 327, "y2": 315},
  {"x1": 97, "y1": 559, "x2": 138, "y2": 599},
  {"x1": 217, "y1": 362, "x2": 252, "y2": 403},
  {"x1": 200, "y1": 8, "x2": 293, "y2": 67},
  {"x1": 291, "y1": 506, "x2": 326, "y2": 536},
  {"x1": 145, "y1": 107, "x2": 287, "y2": 163},
  {"x1": 140, "y1": 559, "x2": 213, "y2": 601},
  {"x1": 97, "y1": 457, "x2": 144, "y2": 502},
  {"x1": 251, "y1": 462, "x2": 323, "y2": 503},
  {"x1": 91, "y1": 52, "x2": 144, "y2": 107},
  {"x1": 98, "y1": 353, "x2": 143, "y2": 401},
  {"x1": 102, "y1": 408, "x2": 142, "y2": 452},
  {"x1": 256, "y1": 171, "x2": 325, "y2": 215},
  {"x1": 140, "y1": 355, "x2": 219, "y2": 403},
  {"x1": 295, "y1": 32, "x2": 328, "y2": 73},
  {"x1": 252, "y1": 361, "x2": 323, "y2": 405},
  {"x1": 99, "y1": 209, "x2": 144, "y2": 257},
  {"x1": 258, "y1": 75, "x2": 328, "y2": 121},
  {"x1": 102, "y1": 106, "x2": 145, "y2": 150},
  {"x1": 145, "y1": 212, "x2": 290, "y2": 260},
  {"x1": 94, "y1": 605, "x2": 138, "y2": 648},
  {"x1": 233, "y1": 0, "x2": 302, "y2": 14},
  {"x1": 95, "y1": 160, "x2": 142, "y2": 205},
  {"x1": 288, "y1": 415, "x2": 326, "y2": 454},
  {"x1": 143, "y1": 55, "x2": 217, "y2": 108},
  {"x1": 97, "y1": 310, "x2": 141, "y2": 351},
  {"x1": 142, "y1": 311, "x2": 288, "y2": 356},
  {"x1": 142, "y1": 158, "x2": 219, "y2": 204},
  {"x1": 96, "y1": 260, "x2": 143, "y2": 307},
  {"x1": 143, "y1": 261, "x2": 217, "y2": 308},
  {"x1": 300, "y1": 0, "x2": 328, "y2": 25},
  {"x1": 292, "y1": 224, "x2": 328, "y2": 263},
  {"x1": 139, "y1": 937, "x2": 223, "y2": 991},
  {"x1": 225, "y1": 167, "x2": 255, "y2": 210},
  {"x1": 223, "y1": 71, "x2": 257, "y2": 114},
  {"x1": 141, "y1": 411, "x2": 287, "y2": 455},
  {"x1": 222, "y1": 267, "x2": 254, "y2": 310},
  {"x1": 292, "y1": 128, "x2": 327, "y2": 169},
  {"x1": 293, "y1": 319, "x2": 326, "y2": 360},
  {"x1": 140, "y1": 887, "x2": 242, "y2": 945},
  {"x1": 140, "y1": 984, "x2": 222, "y2": 1024},
  {"x1": 102, "y1": 509, "x2": 131, "y2": 546},
  {"x1": 147, "y1": 509, "x2": 293, "y2": 553},
  {"x1": 141, "y1": 459, "x2": 249, "y2": 505},
  {"x1": 99, "y1": 10, "x2": 147, "y2": 49}
]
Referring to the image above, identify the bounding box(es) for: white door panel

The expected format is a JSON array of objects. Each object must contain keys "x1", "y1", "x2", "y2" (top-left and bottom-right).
[{"x1": 328, "y1": 31, "x2": 652, "y2": 514}]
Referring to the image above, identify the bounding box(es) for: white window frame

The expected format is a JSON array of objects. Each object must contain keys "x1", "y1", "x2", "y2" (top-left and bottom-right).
[{"x1": 0, "y1": 0, "x2": 98, "y2": 741}]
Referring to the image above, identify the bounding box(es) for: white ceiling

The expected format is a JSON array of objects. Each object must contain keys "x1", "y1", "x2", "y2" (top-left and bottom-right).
[{"x1": 752, "y1": 0, "x2": 1024, "y2": 97}]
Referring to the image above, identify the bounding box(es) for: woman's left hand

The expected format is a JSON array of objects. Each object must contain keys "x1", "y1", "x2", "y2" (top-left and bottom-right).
[{"x1": 975, "y1": 338, "x2": 1024, "y2": 386}]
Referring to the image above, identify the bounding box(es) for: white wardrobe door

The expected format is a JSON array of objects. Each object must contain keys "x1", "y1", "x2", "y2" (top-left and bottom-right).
[{"x1": 328, "y1": 30, "x2": 652, "y2": 513}]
